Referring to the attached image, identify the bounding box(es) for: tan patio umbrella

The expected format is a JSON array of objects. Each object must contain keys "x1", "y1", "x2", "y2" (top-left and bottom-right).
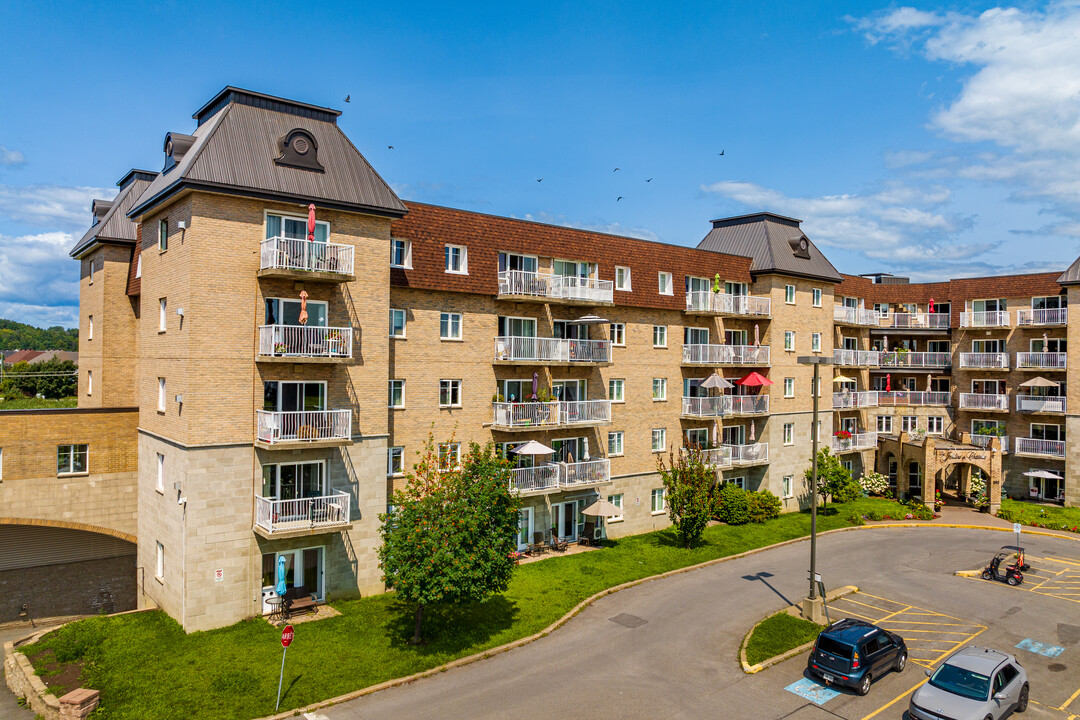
[
  {"x1": 832, "y1": 375, "x2": 857, "y2": 384},
  {"x1": 1020, "y1": 376, "x2": 1058, "y2": 388},
  {"x1": 754, "y1": 323, "x2": 760, "y2": 346},
  {"x1": 512, "y1": 440, "x2": 555, "y2": 455},
  {"x1": 700, "y1": 372, "x2": 734, "y2": 390},
  {"x1": 927, "y1": 374, "x2": 933, "y2": 391},
  {"x1": 1023, "y1": 469, "x2": 1063, "y2": 479},
  {"x1": 298, "y1": 290, "x2": 309, "y2": 325},
  {"x1": 567, "y1": 314, "x2": 609, "y2": 325},
  {"x1": 581, "y1": 497, "x2": 621, "y2": 516}
]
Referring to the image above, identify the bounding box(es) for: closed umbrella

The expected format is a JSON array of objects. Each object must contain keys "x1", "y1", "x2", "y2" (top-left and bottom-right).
[
  {"x1": 1043, "y1": 332, "x2": 1049, "y2": 351},
  {"x1": 754, "y1": 324, "x2": 760, "y2": 347},
  {"x1": 298, "y1": 289, "x2": 309, "y2": 325},
  {"x1": 307, "y1": 203, "x2": 316, "y2": 241},
  {"x1": 928, "y1": 298, "x2": 934, "y2": 313},
  {"x1": 748, "y1": 420, "x2": 756, "y2": 443},
  {"x1": 531, "y1": 372, "x2": 539, "y2": 400},
  {"x1": 883, "y1": 335, "x2": 888, "y2": 352},
  {"x1": 736, "y1": 371, "x2": 773, "y2": 387},
  {"x1": 275, "y1": 555, "x2": 287, "y2": 597},
  {"x1": 927, "y1": 374, "x2": 933, "y2": 392},
  {"x1": 885, "y1": 374, "x2": 891, "y2": 392}
]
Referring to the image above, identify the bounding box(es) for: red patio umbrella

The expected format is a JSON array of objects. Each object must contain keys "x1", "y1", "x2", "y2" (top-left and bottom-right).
[
  {"x1": 885, "y1": 373, "x2": 891, "y2": 392},
  {"x1": 307, "y1": 203, "x2": 316, "y2": 242},
  {"x1": 735, "y1": 371, "x2": 773, "y2": 387}
]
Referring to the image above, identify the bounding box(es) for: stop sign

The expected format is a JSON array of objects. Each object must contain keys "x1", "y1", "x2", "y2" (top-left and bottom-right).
[{"x1": 281, "y1": 625, "x2": 294, "y2": 648}]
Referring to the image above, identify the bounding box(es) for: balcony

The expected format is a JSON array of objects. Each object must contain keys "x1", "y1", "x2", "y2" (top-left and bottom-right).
[
  {"x1": 833, "y1": 349, "x2": 881, "y2": 367},
  {"x1": 509, "y1": 459, "x2": 611, "y2": 495},
  {"x1": 257, "y1": 325, "x2": 352, "y2": 362},
  {"x1": 877, "y1": 391, "x2": 950, "y2": 407},
  {"x1": 254, "y1": 491, "x2": 350, "y2": 537},
  {"x1": 960, "y1": 311, "x2": 1010, "y2": 328},
  {"x1": 681, "y1": 396, "x2": 727, "y2": 418},
  {"x1": 728, "y1": 443, "x2": 769, "y2": 466},
  {"x1": 258, "y1": 236, "x2": 355, "y2": 280},
  {"x1": 832, "y1": 391, "x2": 878, "y2": 409},
  {"x1": 491, "y1": 400, "x2": 611, "y2": 430},
  {"x1": 685, "y1": 291, "x2": 771, "y2": 317},
  {"x1": 493, "y1": 336, "x2": 610, "y2": 365},
  {"x1": 256, "y1": 409, "x2": 352, "y2": 448},
  {"x1": 682, "y1": 344, "x2": 770, "y2": 366},
  {"x1": 1016, "y1": 352, "x2": 1066, "y2": 370},
  {"x1": 1016, "y1": 396, "x2": 1066, "y2": 414},
  {"x1": 1015, "y1": 437, "x2": 1065, "y2": 458},
  {"x1": 699, "y1": 446, "x2": 734, "y2": 469},
  {"x1": 880, "y1": 313, "x2": 951, "y2": 330},
  {"x1": 878, "y1": 352, "x2": 950, "y2": 370},
  {"x1": 958, "y1": 393, "x2": 1009, "y2": 411},
  {"x1": 497, "y1": 270, "x2": 614, "y2": 305},
  {"x1": 1017, "y1": 308, "x2": 1068, "y2": 326},
  {"x1": 728, "y1": 395, "x2": 770, "y2": 415},
  {"x1": 834, "y1": 307, "x2": 881, "y2": 326},
  {"x1": 958, "y1": 353, "x2": 1009, "y2": 370},
  {"x1": 832, "y1": 431, "x2": 878, "y2": 453},
  {"x1": 969, "y1": 434, "x2": 1008, "y2": 453}
]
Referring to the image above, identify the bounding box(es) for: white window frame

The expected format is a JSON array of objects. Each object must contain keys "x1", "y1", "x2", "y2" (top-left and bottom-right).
[
  {"x1": 88, "y1": 315, "x2": 93, "y2": 341},
  {"x1": 158, "y1": 219, "x2": 168, "y2": 251},
  {"x1": 812, "y1": 288, "x2": 822, "y2": 307},
  {"x1": 387, "y1": 446, "x2": 405, "y2": 477},
  {"x1": 873, "y1": 302, "x2": 888, "y2": 316},
  {"x1": 159, "y1": 298, "x2": 167, "y2": 332},
  {"x1": 927, "y1": 416, "x2": 944, "y2": 435},
  {"x1": 444, "y1": 244, "x2": 468, "y2": 274},
  {"x1": 615, "y1": 266, "x2": 631, "y2": 291},
  {"x1": 438, "y1": 442, "x2": 461, "y2": 470},
  {"x1": 439, "y1": 379, "x2": 462, "y2": 408},
  {"x1": 877, "y1": 415, "x2": 893, "y2": 433},
  {"x1": 652, "y1": 378, "x2": 667, "y2": 401},
  {"x1": 440, "y1": 312, "x2": 463, "y2": 341},
  {"x1": 88, "y1": 258, "x2": 94, "y2": 285},
  {"x1": 608, "y1": 378, "x2": 625, "y2": 403},
  {"x1": 57, "y1": 444, "x2": 88, "y2": 476},
  {"x1": 653, "y1": 325, "x2": 667, "y2": 348},
  {"x1": 608, "y1": 431, "x2": 624, "y2": 456},
  {"x1": 726, "y1": 476, "x2": 746, "y2": 489},
  {"x1": 156, "y1": 453, "x2": 165, "y2": 493},
  {"x1": 87, "y1": 370, "x2": 92, "y2": 396},
  {"x1": 607, "y1": 493, "x2": 624, "y2": 522},
  {"x1": 651, "y1": 487, "x2": 666, "y2": 514},
  {"x1": 902, "y1": 415, "x2": 918, "y2": 433},
  {"x1": 390, "y1": 238, "x2": 412, "y2": 269},
  {"x1": 782, "y1": 475, "x2": 794, "y2": 499},
  {"x1": 155, "y1": 541, "x2": 164, "y2": 580},
  {"x1": 784, "y1": 331, "x2": 795, "y2": 351},
  {"x1": 158, "y1": 377, "x2": 166, "y2": 412},
  {"x1": 651, "y1": 428, "x2": 667, "y2": 453},
  {"x1": 811, "y1": 332, "x2": 821, "y2": 353},
  {"x1": 135, "y1": 254, "x2": 142, "y2": 279},
  {"x1": 658, "y1": 272, "x2": 673, "y2": 296},
  {"x1": 388, "y1": 379, "x2": 405, "y2": 408},
  {"x1": 783, "y1": 422, "x2": 794, "y2": 446},
  {"x1": 785, "y1": 284, "x2": 795, "y2": 304},
  {"x1": 389, "y1": 308, "x2": 406, "y2": 338},
  {"x1": 784, "y1": 378, "x2": 794, "y2": 398},
  {"x1": 610, "y1": 323, "x2": 626, "y2": 346}
]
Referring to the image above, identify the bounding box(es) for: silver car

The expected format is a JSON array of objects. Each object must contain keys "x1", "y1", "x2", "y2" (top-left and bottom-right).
[{"x1": 910, "y1": 646, "x2": 1028, "y2": 720}]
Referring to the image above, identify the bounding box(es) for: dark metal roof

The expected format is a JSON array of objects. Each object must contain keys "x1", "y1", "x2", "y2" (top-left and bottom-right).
[
  {"x1": 1058, "y1": 256, "x2": 1080, "y2": 285},
  {"x1": 194, "y1": 86, "x2": 342, "y2": 126},
  {"x1": 128, "y1": 96, "x2": 406, "y2": 220},
  {"x1": 69, "y1": 170, "x2": 156, "y2": 258},
  {"x1": 696, "y1": 212, "x2": 843, "y2": 283}
]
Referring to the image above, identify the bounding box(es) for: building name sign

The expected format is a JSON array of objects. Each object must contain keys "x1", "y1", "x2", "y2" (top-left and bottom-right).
[{"x1": 937, "y1": 450, "x2": 988, "y2": 462}]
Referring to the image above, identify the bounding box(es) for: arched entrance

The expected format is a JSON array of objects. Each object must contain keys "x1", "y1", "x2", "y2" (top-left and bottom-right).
[{"x1": 876, "y1": 432, "x2": 1003, "y2": 512}]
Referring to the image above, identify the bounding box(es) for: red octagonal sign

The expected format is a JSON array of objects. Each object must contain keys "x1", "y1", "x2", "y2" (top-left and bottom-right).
[{"x1": 281, "y1": 625, "x2": 294, "y2": 648}]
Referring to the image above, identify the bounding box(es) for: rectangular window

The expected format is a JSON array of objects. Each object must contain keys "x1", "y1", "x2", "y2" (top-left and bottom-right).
[
  {"x1": 88, "y1": 315, "x2": 93, "y2": 340},
  {"x1": 156, "y1": 453, "x2": 165, "y2": 492},
  {"x1": 607, "y1": 494, "x2": 624, "y2": 522},
  {"x1": 387, "y1": 447, "x2": 404, "y2": 476},
  {"x1": 785, "y1": 284, "x2": 795, "y2": 304},
  {"x1": 87, "y1": 370, "x2": 92, "y2": 396},
  {"x1": 873, "y1": 302, "x2": 889, "y2": 316},
  {"x1": 440, "y1": 312, "x2": 462, "y2": 340},
  {"x1": 88, "y1": 258, "x2": 94, "y2": 285},
  {"x1": 784, "y1": 378, "x2": 794, "y2": 398},
  {"x1": 651, "y1": 428, "x2": 667, "y2": 452},
  {"x1": 439, "y1": 379, "x2": 462, "y2": 407},
  {"x1": 438, "y1": 442, "x2": 461, "y2": 469},
  {"x1": 658, "y1": 272, "x2": 673, "y2": 295},
  {"x1": 389, "y1": 308, "x2": 406, "y2": 338},
  {"x1": 811, "y1": 332, "x2": 822, "y2": 352},
  {"x1": 57, "y1": 444, "x2": 88, "y2": 475},
  {"x1": 842, "y1": 460, "x2": 853, "y2": 473},
  {"x1": 927, "y1": 416, "x2": 944, "y2": 435},
  {"x1": 608, "y1": 431, "x2": 624, "y2": 456},
  {"x1": 155, "y1": 541, "x2": 164, "y2": 580},
  {"x1": 685, "y1": 428, "x2": 709, "y2": 448},
  {"x1": 158, "y1": 378, "x2": 166, "y2": 412},
  {"x1": 653, "y1": 325, "x2": 667, "y2": 347},
  {"x1": 159, "y1": 298, "x2": 167, "y2": 332},
  {"x1": 782, "y1": 475, "x2": 794, "y2": 499},
  {"x1": 615, "y1": 266, "x2": 631, "y2": 291},
  {"x1": 158, "y1": 219, "x2": 168, "y2": 251},
  {"x1": 651, "y1": 487, "x2": 666, "y2": 513},
  {"x1": 652, "y1": 378, "x2": 667, "y2": 401},
  {"x1": 784, "y1": 331, "x2": 795, "y2": 351},
  {"x1": 783, "y1": 422, "x2": 794, "y2": 445},
  {"x1": 877, "y1": 415, "x2": 893, "y2": 433},
  {"x1": 812, "y1": 288, "x2": 822, "y2": 307},
  {"x1": 726, "y1": 476, "x2": 746, "y2": 489},
  {"x1": 902, "y1": 415, "x2": 918, "y2": 432},
  {"x1": 610, "y1": 322, "x2": 625, "y2": 346},
  {"x1": 444, "y1": 244, "x2": 468, "y2": 274},
  {"x1": 391, "y1": 238, "x2": 412, "y2": 268},
  {"x1": 388, "y1": 380, "x2": 404, "y2": 408},
  {"x1": 608, "y1": 378, "x2": 625, "y2": 403}
]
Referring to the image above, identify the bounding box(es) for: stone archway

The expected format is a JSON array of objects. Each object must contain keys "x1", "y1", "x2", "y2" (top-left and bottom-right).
[{"x1": 875, "y1": 433, "x2": 1003, "y2": 512}]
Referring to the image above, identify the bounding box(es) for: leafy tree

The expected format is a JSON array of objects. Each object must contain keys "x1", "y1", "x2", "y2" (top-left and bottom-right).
[
  {"x1": 804, "y1": 448, "x2": 858, "y2": 508},
  {"x1": 378, "y1": 438, "x2": 522, "y2": 644},
  {"x1": 747, "y1": 490, "x2": 782, "y2": 523},
  {"x1": 0, "y1": 319, "x2": 78, "y2": 352},
  {"x1": 714, "y1": 482, "x2": 750, "y2": 525},
  {"x1": 657, "y1": 448, "x2": 714, "y2": 548},
  {"x1": 1, "y1": 359, "x2": 77, "y2": 398}
]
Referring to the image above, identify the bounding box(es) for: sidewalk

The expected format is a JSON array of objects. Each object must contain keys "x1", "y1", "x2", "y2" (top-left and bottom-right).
[{"x1": 0, "y1": 626, "x2": 40, "y2": 720}]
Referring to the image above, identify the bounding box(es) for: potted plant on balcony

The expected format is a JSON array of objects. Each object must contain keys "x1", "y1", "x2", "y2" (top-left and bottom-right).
[
  {"x1": 274, "y1": 342, "x2": 287, "y2": 355},
  {"x1": 834, "y1": 430, "x2": 852, "y2": 440},
  {"x1": 327, "y1": 330, "x2": 346, "y2": 355}
]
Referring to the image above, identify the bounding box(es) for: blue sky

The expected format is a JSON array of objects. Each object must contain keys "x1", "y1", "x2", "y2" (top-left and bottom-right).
[{"x1": 3, "y1": 1, "x2": 1080, "y2": 327}]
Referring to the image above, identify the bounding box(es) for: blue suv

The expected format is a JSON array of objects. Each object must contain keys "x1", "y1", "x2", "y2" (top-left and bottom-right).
[{"x1": 807, "y1": 618, "x2": 908, "y2": 695}]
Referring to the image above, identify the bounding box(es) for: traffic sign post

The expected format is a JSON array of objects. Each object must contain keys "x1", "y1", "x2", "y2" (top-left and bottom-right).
[
  {"x1": 275, "y1": 625, "x2": 293, "y2": 711},
  {"x1": 1014, "y1": 522, "x2": 1022, "y2": 551}
]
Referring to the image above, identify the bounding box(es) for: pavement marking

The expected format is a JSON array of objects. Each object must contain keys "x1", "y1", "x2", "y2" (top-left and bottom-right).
[
  {"x1": 858, "y1": 678, "x2": 927, "y2": 720},
  {"x1": 1016, "y1": 638, "x2": 1066, "y2": 657},
  {"x1": 785, "y1": 677, "x2": 842, "y2": 705},
  {"x1": 1061, "y1": 684, "x2": 1080, "y2": 712}
]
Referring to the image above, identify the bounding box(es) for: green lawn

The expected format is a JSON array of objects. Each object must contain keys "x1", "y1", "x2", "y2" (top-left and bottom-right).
[
  {"x1": 0, "y1": 396, "x2": 76, "y2": 410},
  {"x1": 745, "y1": 612, "x2": 824, "y2": 666},
  {"x1": 998, "y1": 498, "x2": 1080, "y2": 531},
  {"x1": 23, "y1": 497, "x2": 917, "y2": 720}
]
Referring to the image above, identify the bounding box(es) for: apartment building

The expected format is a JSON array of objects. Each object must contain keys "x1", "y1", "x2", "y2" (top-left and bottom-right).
[{"x1": 11, "y1": 84, "x2": 1066, "y2": 631}]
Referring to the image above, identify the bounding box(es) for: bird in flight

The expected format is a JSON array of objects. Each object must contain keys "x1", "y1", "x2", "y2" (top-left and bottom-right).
[
  {"x1": 617, "y1": 196, "x2": 624, "y2": 202},
  {"x1": 646, "y1": 178, "x2": 652, "y2": 182},
  {"x1": 536, "y1": 178, "x2": 543, "y2": 182},
  {"x1": 718, "y1": 150, "x2": 725, "y2": 156},
  {"x1": 388, "y1": 145, "x2": 394, "y2": 150},
  {"x1": 344, "y1": 95, "x2": 351, "y2": 103},
  {"x1": 613, "y1": 167, "x2": 620, "y2": 172}
]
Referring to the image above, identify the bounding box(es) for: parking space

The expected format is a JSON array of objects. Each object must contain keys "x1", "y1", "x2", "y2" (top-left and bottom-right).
[{"x1": 1026, "y1": 555, "x2": 1080, "y2": 604}]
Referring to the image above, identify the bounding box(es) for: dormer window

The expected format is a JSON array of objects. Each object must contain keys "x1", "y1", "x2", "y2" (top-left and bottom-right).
[
  {"x1": 790, "y1": 235, "x2": 811, "y2": 259},
  {"x1": 274, "y1": 128, "x2": 324, "y2": 172},
  {"x1": 163, "y1": 132, "x2": 196, "y2": 173}
]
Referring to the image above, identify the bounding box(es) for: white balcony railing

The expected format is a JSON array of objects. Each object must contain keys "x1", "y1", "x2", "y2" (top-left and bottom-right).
[
  {"x1": 729, "y1": 443, "x2": 769, "y2": 465},
  {"x1": 258, "y1": 325, "x2": 352, "y2": 359},
  {"x1": 877, "y1": 391, "x2": 951, "y2": 407},
  {"x1": 959, "y1": 353, "x2": 1009, "y2": 369},
  {"x1": 562, "y1": 459, "x2": 611, "y2": 487},
  {"x1": 879, "y1": 352, "x2": 951, "y2": 369},
  {"x1": 255, "y1": 491, "x2": 350, "y2": 534},
  {"x1": 698, "y1": 446, "x2": 734, "y2": 469},
  {"x1": 510, "y1": 460, "x2": 611, "y2": 493},
  {"x1": 497, "y1": 270, "x2": 614, "y2": 303},
  {"x1": 682, "y1": 344, "x2": 771, "y2": 365},
  {"x1": 256, "y1": 409, "x2": 352, "y2": 444},
  {"x1": 832, "y1": 391, "x2": 879, "y2": 409},
  {"x1": 1015, "y1": 437, "x2": 1065, "y2": 458},
  {"x1": 1017, "y1": 308, "x2": 1068, "y2": 326},
  {"x1": 685, "y1": 291, "x2": 771, "y2": 316},
  {"x1": 1016, "y1": 396, "x2": 1067, "y2": 414},
  {"x1": 259, "y1": 236, "x2": 354, "y2": 276},
  {"x1": 729, "y1": 395, "x2": 769, "y2": 415},
  {"x1": 681, "y1": 396, "x2": 728, "y2": 417},
  {"x1": 833, "y1": 349, "x2": 881, "y2": 367},
  {"x1": 491, "y1": 400, "x2": 611, "y2": 429},
  {"x1": 833, "y1": 307, "x2": 881, "y2": 325},
  {"x1": 493, "y1": 336, "x2": 610, "y2": 363},
  {"x1": 832, "y1": 431, "x2": 878, "y2": 453},
  {"x1": 970, "y1": 434, "x2": 1008, "y2": 453},
  {"x1": 960, "y1": 311, "x2": 1011, "y2": 328},
  {"x1": 958, "y1": 393, "x2": 1009, "y2": 411},
  {"x1": 510, "y1": 464, "x2": 560, "y2": 493},
  {"x1": 884, "y1": 313, "x2": 951, "y2": 329},
  {"x1": 1016, "y1": 352, "x2": 1066, "y2": 370}
]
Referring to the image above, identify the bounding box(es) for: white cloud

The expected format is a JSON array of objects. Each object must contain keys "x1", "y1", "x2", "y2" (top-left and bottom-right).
[
  {"x1": 852, "y1": 6, "x2": 945, "y2": 44},
  {"x1": 0, "y1": 183, "x2": 114, "y2": 230},
  {"x1": 0, "y1": 146, "x2": 25, "y2": 166},
  {"x1": 0, "y1": 231, "x2": 80, "y2": 328}
]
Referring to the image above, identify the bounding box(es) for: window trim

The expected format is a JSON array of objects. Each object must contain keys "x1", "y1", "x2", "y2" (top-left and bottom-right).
[
  {"x1": 87, "y1": 370, "x2": 92, "y2": 396},
  {"x1": 812, "y1": 287, "x2": 822, "y2": 307},
  {"x1": 812, "y1": 332, "x2": 822, "y2": 353},
  {"x1": 88, "y1": 315, "x2": 93, "y2": 341},
  {"x1": 388, "y1": 379, "x2": 405, "y2": 409},
  {"x1": 651, "y1": 428, "x2": 667, "y2": 453},
  {"x1": 783, "y1": 422, "x2": 794, "y2": 445},
  {"x1": 783, "y1": 378, "x2": 794, "y2": 398},
  {"x1": 389, "y1": 308, "x2": 407, "y2": 338},
  {"x1": 877, "y1": 414, "x2": 894, "y2": 433},
  {"x1": 158, "y1": 218, "x2": 168, "y2": 252},
  {"x1": 390, "y1": 238, "x2": 413, "y2": 269},
  {"x1": 782, "y1": 475, "x2": 794, "y2": 499},
  {"x1": 615, "y1": 266, "x2": 632, "y2": 291},
  {"x1": 784, "y1": 330, "x2": 795, "y2": 352},
  {"x1": 785, "y1": 284, "x2": 795, "y2": 304},
  {"x1": 658, "y1": 272, "x2": 673, "y2": 296},
  {"x1": 607, "y1": 493, "x2": 624, "y2": 522},
  {"x1": 652, "y1": 325, "x2": 667, "y2": 348},
  {"x1": 439, "y1": 312, "x2": 463, "y2": 341},
  {"x1": 156, "y1": 453, "x2": 165, "y2": 493},
  {"x1": 652, "y1": 378, "x2": 667, "y2": 402},
  {"x1": 387, "y1": 446, "x2": 405, "y2": 477},
  {"x1": 155, "y1": 541, "x2": 165, "y2": 581},
  {"x1": 159, "y1": 298, "x2": 167, "y2": 333},
  {"x1": 439, "y1": 379, "x2": 462, "y2": 408},
  {"x1": 444, "y1": 244, "x2": 468, "y2": 275},
  {"x1": 610, "y1": 322, "x2": 626, "y2": 347},
  {"x1": 158, "y1": 377, "x2": 166, "y2": 412},
  {"x1": 608, "y1": 431, "x2": 624, "y2": 457},
  {"x1": 608, "y1": 378, "x2": 625, "y2": 403},
  {"x1": 56, "y1": 443, "x2": 89, "y2": 476},
  {"x1": 650, "y1": 487, "x2": 666, "y2": 514}
]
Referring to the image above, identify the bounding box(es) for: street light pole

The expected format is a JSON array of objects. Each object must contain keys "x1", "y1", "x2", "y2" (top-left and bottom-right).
[{"x1": 798, "y1": 355, "x2": 832, "y2": 623}]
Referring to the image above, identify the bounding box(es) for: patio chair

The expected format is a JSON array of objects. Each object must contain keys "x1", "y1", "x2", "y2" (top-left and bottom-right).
[
  {"x1": 528, "y1": 530, "x2": 547, "y2": 555},
  {"x1": 549, "y1": 527, "x2": 569, "y2": 552},
  {"x1": 579, "y1": 521, "x2": 597, "y2": 546}
]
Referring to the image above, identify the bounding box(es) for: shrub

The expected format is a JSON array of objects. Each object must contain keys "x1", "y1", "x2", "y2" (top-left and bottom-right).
[
  {"x1": 747, "y1": 490, "x2": 782, "y2": 523},
  {"x1": 715, "y1": 483, "x2": 750, "y2": 525},
  {"x1": 859, "y1": 472, "x2": 889, "y2": 496},
  {"x1": 847, "y1": 513, "x2": 866, "y2": 526},
  {"x1": 905, "y1": 500, "x2": 933, "y2": 521},
  {"x1": 866, "y1": 508, "x2": 884, "y2": 522}
]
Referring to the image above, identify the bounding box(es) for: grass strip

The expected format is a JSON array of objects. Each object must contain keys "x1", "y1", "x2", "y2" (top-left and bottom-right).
[{"x1": 745, "y1": 612, "x2": 824, "y2": 667}]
